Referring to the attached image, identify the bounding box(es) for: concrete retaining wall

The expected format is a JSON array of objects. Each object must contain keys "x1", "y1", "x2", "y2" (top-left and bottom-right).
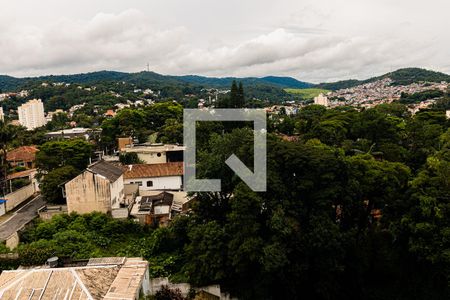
[{"x1": 4, "y1": 184, "x2": 35, "y2": 212}]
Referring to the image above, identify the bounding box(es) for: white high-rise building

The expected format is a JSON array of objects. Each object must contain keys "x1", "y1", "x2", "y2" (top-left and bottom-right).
[
  {"x1": 18, "y1": 99, "x2": 47, "y2": 130},
  {"x1": 314, "y1": 93, "x2": 329, "y2": 107},
  {"x1": 0, "y1": 107, "x2": 4, "y2": 122}
]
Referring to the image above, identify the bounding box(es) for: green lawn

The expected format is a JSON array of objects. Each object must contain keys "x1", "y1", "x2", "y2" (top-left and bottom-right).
[{"x1": 284, "y1": 88, "x2": 330, "y2": 99}]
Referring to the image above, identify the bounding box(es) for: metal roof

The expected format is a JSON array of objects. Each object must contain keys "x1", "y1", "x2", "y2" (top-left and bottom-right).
[
  {"x1": 0, "y1": 257, "x2": 148, "y2": 300},
  {"x1": 87, "y1": 160, "x2": 123, "y2": 182}
]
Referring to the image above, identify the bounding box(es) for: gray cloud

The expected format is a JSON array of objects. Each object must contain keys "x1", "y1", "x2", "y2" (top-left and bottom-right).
[{"x1": 0, "y1": 0, "x2": 448, "y2": 83}]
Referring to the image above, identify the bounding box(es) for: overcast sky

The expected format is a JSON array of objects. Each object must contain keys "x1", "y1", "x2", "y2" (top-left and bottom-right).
[{"x1": 0, "y1": 0, "x2": 449, "y2": 83}]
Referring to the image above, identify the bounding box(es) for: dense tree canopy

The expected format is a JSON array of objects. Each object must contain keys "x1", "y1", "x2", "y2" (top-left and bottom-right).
[
  {"x1": 40, "y1": 165, "x2": 79, "y2": 203},
  {"x1": 100, "y1": 101, "x2": 183, "y2": 151},
  {"x1": 3, "y1": 83, "x2": 450, "y2": 300},
  {"x1": 36, "y1": 139, "x2": 93, "y2": 173}
]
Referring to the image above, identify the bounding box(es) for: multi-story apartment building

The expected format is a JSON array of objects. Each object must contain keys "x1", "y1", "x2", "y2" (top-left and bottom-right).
[
  {"x1": 17, "y1": 99, "x2": 47, "y2": 130},
  {"x1": 314, "y1": 93, "x2": 329, "y2": 107}
]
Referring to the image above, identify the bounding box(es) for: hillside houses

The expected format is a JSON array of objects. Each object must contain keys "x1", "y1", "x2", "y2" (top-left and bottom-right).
[
  {"x1": 63, "y1": 157, "x2": 187, "y2": 225},
  {"x1": 327, "y1": 78, "x2": 449, "y2": 108}
]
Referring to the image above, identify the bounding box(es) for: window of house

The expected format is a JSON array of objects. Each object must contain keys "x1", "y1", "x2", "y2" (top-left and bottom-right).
[
  {"x1": 147, "y1": 181, "x2": 153, "y2": 187},
  {"x1": 137, "y1": 181, "x2": 143, "y2": 186}
]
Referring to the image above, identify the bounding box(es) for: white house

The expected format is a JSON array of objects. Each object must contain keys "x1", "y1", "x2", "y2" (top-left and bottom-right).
[{"x1": 123, "y1": 162, "x2": 183, "y2": 191}]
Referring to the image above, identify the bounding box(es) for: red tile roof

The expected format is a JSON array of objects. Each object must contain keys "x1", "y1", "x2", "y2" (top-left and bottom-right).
[
  {"x1": 6, "y1": 146, "x2": 39, "y2": 162},
  {"x1": 123, "y1": 162, "x2": 183, "y2": 179},
  {"x1": 105, "y1": 109, "x2": 116, "y2": 117}
]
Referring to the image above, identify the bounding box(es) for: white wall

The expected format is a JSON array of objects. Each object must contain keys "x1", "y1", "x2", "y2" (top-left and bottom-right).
[
  {"x1": 110, "y1": 175, "x2": 124, "y2": 208},
  {"x1": 148, "y1": 278, "x2": 226, "y2": 299},
  {"x1": 4, "y1": 184, "x2": 35, "y2": 212},
  {"x1": 124, "y1": 175, "x2": 182, "y2": 191},
  {"x1": 111, "y1": 207, "x2": 129, "y2": 219},
  {"x1": 137, "y1": 152, "x2": 167, "y2": 164},
  {"x1": 65, "y1": 171, "x2": 111, "y2": 214},
  {"x1": 0, "y1": 202, "x2": 6, "y2": 216}
]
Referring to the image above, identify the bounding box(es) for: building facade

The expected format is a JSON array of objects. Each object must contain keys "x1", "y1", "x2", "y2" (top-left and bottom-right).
[
  {"x1": 65, "y1": 161, "x2": 124, "y2": 214},
  {"x1": 123, "y1": 162, "x2": 183, "y2": 191},
  {"x1": 18, "y1": 99, "x2": 47, "y2": 130},
  {"x1": 121, "y1": 144, "x2": 184, "y2": 164},
  {"x1": 314, "y1": 93, "x2": 329, "y2": 107}
]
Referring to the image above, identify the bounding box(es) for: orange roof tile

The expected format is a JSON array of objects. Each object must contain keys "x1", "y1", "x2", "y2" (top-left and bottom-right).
[
  {"x1": 123, "y1": 162, "x2": 183, "y2": 179},
  {"x1": 6, "y1": 146, "x2": 39, "y2": 162}
]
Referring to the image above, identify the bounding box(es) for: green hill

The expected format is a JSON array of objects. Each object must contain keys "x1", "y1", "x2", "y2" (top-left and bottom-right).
[
  {"x1": 0, "y1": 71, "x2": 312, "y2": 102},
  {"x1": 175, "y1": 75, "x2": 311, "y2": 89},
  {"x1": 317, "y1": 68, "x2": 450, "y2": 90},
  {"x1": 0, "y1": 75, "x2": 26, "y2": 92},
  {"x1": 0, "y1": 71, "x2": 311, "y2": 91},
  {"x1": 1, "y1": 67, "x2": 448, "y2": 99}
]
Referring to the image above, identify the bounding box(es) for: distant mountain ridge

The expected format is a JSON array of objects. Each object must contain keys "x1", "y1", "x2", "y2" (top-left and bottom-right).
[
  {"x1": 0, "y1": 67, "x2": 448, "y2": 92},
  {"x1": 0, "y1": 71, "x2": 312, "y2": 92},
  {"x1": 176, "y1": 74, "x2": 312, "y2": 89},
  {"x1": 0, "y1": 75, "x2": 26, "y2": 92}
]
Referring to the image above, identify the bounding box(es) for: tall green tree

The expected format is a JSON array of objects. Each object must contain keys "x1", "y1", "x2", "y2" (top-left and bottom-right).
[
  {"x1": 40, "y1": 165, "x2": 79, "y2": 203},
  {"x1": 0, "y1": 121, "x2": 18, "y2": 196},
  {"x1": 36, "y1": 139, "x2": 93, "y2": 173},
  {"x1": 237, "y1": 82, "x2": 245, "y2": 108}
]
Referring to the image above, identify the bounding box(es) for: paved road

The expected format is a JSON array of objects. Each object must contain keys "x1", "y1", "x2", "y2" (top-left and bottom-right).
[{"x1": 0, "y1": 195, "x2": 45, "y2": 240}]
